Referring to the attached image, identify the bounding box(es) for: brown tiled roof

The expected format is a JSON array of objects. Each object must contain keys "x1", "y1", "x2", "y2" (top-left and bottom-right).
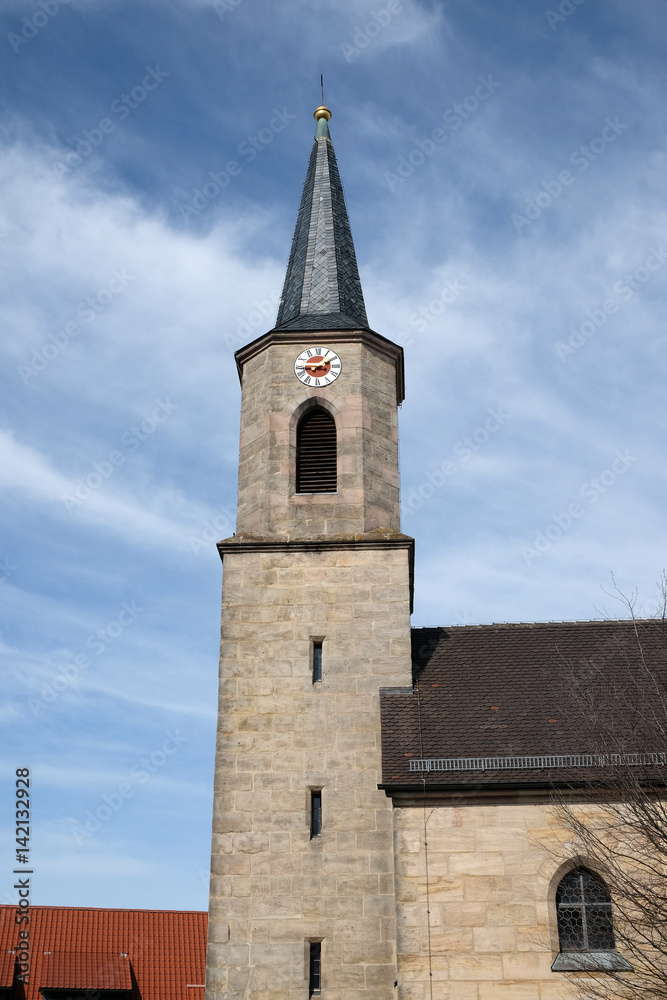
[
  {"x1": 0, "y1": 906, "x2": 206, "y2": 1000},
  {"x1": 381, "y1": 620, "x2": 667, "y2": 789}
]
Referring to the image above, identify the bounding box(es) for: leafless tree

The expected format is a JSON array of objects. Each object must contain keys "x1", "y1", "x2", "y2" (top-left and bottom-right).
[{"x1": 554, "y1": 575, "x2": 667, "y2": 999}]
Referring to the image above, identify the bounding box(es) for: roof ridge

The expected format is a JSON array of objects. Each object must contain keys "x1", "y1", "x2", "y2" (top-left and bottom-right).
[
  {"x1": 411, "y1": 618, "x2": 652, "y2": 629},
  {"x1": 0, "y1": 904, "x2": 207, "y2": 913}
]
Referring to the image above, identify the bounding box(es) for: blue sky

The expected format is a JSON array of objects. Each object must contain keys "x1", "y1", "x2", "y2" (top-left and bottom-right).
[{"x1": 1, "y1": 0, "x2": 666, "y2": 909}]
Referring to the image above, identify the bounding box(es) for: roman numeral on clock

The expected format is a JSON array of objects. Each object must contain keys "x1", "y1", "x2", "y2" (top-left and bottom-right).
[{"x1": 293, "y1": 347, "x2": 342, "y2": 386}]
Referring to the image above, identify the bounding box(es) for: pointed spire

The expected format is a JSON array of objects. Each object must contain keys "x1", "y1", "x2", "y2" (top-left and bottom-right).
[{"x1": 275, "y1": 105, "x2": 369, "y2": 332}]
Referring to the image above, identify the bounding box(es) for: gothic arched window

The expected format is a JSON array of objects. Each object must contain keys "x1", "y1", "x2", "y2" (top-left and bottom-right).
[
  {"x1": 556, "y1": 867, "x2": 615, "y2": 953},
  {"x1": 296, "y1": 408, "x2": 337, "y2": 493},
  {"x1": 551, "y1": 866, "x2": 632, "y2": 972}
]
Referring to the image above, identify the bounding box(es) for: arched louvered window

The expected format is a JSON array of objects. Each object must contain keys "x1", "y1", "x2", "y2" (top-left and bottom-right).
[
  {"x1": 296, "y1": 408, "x2": 337, "y2": 493},
  {"x1": 556, "y1": 867, "x2": 615, "y2": 953}
]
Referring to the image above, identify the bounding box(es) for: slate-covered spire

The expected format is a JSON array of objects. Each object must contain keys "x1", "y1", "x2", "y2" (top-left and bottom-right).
[{"x1": 275, "y1": 105, "x2": 369, "y2": 332}]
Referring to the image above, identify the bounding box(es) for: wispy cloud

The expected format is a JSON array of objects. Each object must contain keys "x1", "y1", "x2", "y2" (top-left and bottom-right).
[{"x1": 0, "y1": 428, "x2": 216, "y2": 551}]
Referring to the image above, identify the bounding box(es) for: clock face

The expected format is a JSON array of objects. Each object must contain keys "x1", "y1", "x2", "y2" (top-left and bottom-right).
[{"x1": 294, "y1": 347, "x2": 342, "y2": 386}]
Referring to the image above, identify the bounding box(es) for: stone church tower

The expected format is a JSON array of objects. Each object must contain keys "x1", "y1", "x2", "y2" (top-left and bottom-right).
[
  {"x1": 205, "y1": 105, "x2": 414, "y2": 1000},
  {"x1": 204, "y1": 103, "x2": 651, "y2": 1000}
]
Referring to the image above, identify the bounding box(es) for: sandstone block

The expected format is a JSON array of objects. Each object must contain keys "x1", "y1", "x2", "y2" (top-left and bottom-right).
[{"x1": 473, "y1": 926, "x2": 516, "y2": 953}]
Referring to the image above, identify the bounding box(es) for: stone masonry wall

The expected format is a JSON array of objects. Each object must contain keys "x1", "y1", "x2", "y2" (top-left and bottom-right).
[
  {"x1": 205, "y1": 544, "x2": 413, "y2": 1000},
  {"x1": 393, "y1": 801, "x2": 633, "y2": 1000}
]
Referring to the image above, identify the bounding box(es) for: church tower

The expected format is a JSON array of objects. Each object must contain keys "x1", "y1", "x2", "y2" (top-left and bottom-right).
[{"x1": 205, "y1": 105, "x2": 413, "y2": 1000}]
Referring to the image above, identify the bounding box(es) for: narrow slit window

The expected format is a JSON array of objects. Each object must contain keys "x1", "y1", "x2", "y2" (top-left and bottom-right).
[
  {"x1": 313, "y1": 641, "x2": 323, "y2": 683},
  {"x1": 296, "y1": 407, "x2": 337, "y2": 493},
  {"x1": 310, "y1": 790, "x2": 322, "y2": 838},
  {"x1": 309, "y1": 942, "x2": 321, "y2": 996}
]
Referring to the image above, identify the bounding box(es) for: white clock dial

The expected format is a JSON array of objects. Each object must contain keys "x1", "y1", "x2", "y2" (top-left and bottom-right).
[{"x1": 294, "y1": 347, "x2": 342, "y2": 386}]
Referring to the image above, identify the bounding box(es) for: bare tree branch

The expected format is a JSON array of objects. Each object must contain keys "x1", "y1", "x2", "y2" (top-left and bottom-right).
[{"x1": 552, "y1": 576, "x2": 667, "y2": 1000}]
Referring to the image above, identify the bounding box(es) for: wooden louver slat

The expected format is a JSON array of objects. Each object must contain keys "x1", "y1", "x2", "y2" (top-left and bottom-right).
[{"x1": 296, "y1": 408, "x2": 337, "y2": 493}]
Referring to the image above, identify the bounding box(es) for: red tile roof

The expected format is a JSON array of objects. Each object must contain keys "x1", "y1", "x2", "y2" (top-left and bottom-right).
[
  {"x1": 0, "y1": 946, "x2": 14, "y2": 989},
  {"x1": 41, "y1": 953, "x2": 132, "y2": 990},
  {"x1": 0, "y1": 906, "x2": 206, "y2": 1000},
  {"x1": 381, "y1": 620, "x2": 667, "y2": 789}
]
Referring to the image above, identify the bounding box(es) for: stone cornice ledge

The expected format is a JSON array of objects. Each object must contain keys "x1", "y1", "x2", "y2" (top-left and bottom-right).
[
  {"x1": 380, "y1": 775, "x2": 667, "y2": 805},
  {"x1": 217, "y1": 531, "x2": 415, "y2": 611},
  {"x1": 379, "y1": 782, "x2": 624, "y2": 806},
  {"x1": 234, "y1": 327, "x2": 406, "y2": 404}
]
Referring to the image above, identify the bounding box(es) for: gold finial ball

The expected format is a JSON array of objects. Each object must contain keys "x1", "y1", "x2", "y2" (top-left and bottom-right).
[{"x1": 313, "y1": 105, "x2": 332, "y2": 122}]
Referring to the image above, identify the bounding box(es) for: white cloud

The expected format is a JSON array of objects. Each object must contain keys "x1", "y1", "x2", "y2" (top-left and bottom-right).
[{"x1": 0, "y1": 427, "x2": 218, "y2": 551}]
